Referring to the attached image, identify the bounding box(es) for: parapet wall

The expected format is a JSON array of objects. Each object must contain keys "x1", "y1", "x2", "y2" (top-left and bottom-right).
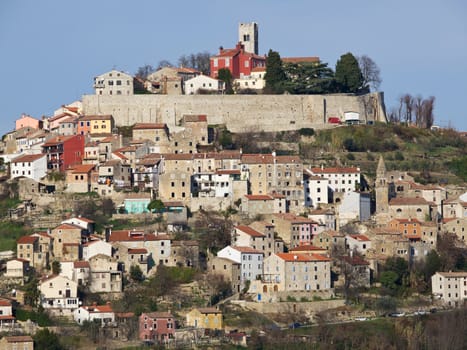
[{"x1": 82, "y1": 92, "x2": 387, "y2": 133}]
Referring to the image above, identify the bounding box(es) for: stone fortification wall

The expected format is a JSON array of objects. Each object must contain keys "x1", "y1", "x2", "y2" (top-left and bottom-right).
[{"x1": 82, "y1": 92, "x2": 387, "y2": 133}]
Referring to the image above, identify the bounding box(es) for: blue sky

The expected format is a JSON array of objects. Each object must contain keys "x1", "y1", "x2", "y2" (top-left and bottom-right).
[{"x1": 1, "y1": 0, "x2": 466, "y2": 136}]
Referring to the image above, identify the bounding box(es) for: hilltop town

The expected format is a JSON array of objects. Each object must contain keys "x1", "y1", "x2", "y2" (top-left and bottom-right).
[{"x1": 0, "y1": 23, "x2": 466, "y2": 350}]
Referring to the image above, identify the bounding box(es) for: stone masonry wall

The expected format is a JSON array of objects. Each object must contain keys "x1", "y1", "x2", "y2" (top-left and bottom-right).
[{"x1": 82, "y1": 92, "x2": 387, "y2": 133}]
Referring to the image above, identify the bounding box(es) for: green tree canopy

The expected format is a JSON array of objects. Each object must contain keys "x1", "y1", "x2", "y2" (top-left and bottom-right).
[
  {"x1": 335, "y1": 52, "x2": 364, "y2": 93},
  {"x1": 34, "y1": 328, "x2": 63, "y2": 350},
  {"x1": 217, "y1": 68, "x2": 234, "y2": 94},
  {"x1": 147, "y1": 199, "x2": 165, "y2": 213},
  {"x1": 264, "y1": 49, "x2": 286, "y2": 94},
  {"x1": 283, "y1": 61, "x2": 337, "y2": 94}
]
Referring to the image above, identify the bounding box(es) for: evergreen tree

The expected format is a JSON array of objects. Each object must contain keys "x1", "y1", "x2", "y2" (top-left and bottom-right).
[
  {"x1": 335, "y1": 52, "x2": 364, "y2": 93},
  {"x1": 217, "y1": 68, "x2": 234, "y2": 94},
  {"x1": 283, "y1": 60, "x2": 337, "y2": 94},
  {"x1": 264, "y1": 49, "x2": 286, "y2": 94}
]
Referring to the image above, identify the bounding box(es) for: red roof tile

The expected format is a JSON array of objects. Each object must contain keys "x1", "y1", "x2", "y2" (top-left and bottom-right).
[
  {"x1": 17, "y1": 235, "x2": 38, "y2": 244},
  {"x1": 133, "y1": 123, "x2": 167, "y2": 130},
  {"x1": 276, "y1": 253, "x2": 330, "y2": 262},
  {"x1": 235, "y1": 225, "x2": 265, "y2": 238},
  {"x1": 12, "y1": 153, "x2": 45, "y2": 163}
]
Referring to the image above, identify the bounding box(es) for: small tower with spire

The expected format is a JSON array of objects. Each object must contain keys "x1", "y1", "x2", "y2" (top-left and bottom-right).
[{"x1": 375, "y1": 155, "x2": 389, "y2": 214}]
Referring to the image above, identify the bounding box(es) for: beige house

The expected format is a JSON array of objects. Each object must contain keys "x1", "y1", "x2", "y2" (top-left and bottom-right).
[
  {"x1": 88, "y1": 254, "x2": 122, "y2": 293},
  {"x1": 431, "y1": 271, "x2": 467, "y2": 306},
  {"x1": 133, "y1": 123, "x2": 171, "y2": 152},
  {"x1": 0, "y1": 336, "x2": 34, "y2": 350},
  {"x1": 166, "y1": 240, "x2": 199, "y2": 268},
  {"x1": 232, "y1": 223, "x2": 282, "y2": 258},
  {"x1": 208, "y1": 255, "x2": 242, "y2": 294},
  {"x1": 262, "y1": 253, "x2": 331, "y2": 292},
  {"x1": 241, "y1": 194, "x2": 286, "y2": 217},
  {"x1": 269, "y1": 213, "x2": 318, "y2": 248},
  {"x1": 97, "y1": 159, "x2": 132, "y2": 195},
  {"x1": 94, "y1": 69, "x2": 134, "y2": 96},
  {"x1": 39, "y1": 275, "x2": 79, "y2": 311},
  {"x1": 5, "y1": 258, "x2": 30, "y2": 278},
  {"x1": 158, "y1": 154, "x2": 193, "y2": 203},
  {"x1": 50, "y1": 223, "x2": 83, "y2": 260},
  {"x1": 16, "y1": 232, "x2": 51, "y2": 271},
  {"x1": 313, "y1": 230, "x2": 346, "y2": 253},
  {"x1": 440, "y1": 218, "x2": 467, "y2": 243},
  {"x1": 345, "y1": 234, "x2": 372, "y2": 256},
  {"x1": 388, "y1": 197, "x2": 432, "y2": 221},
  {"x1": 65, "y1": 164, "x2": 97, "y2": 193},
  {"x1": 240, "y1": 153, "x2": 304, "y2": 212},
  {"x1": 442, "y1": 198, "x2": 467, "y2": 219},
  {"x1": 186, "y1": 308, "x2": 223, "y2": 330}
]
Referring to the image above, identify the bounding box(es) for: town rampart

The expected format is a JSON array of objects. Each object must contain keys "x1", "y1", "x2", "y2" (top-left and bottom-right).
[{"x1": 82, "y1": 92, "x2": 387, "y2": 133}]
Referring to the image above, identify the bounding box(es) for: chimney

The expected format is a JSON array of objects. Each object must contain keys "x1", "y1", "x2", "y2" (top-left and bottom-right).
[{"x1": 293, "y1": 255, "x2": 297, "y2": 260}]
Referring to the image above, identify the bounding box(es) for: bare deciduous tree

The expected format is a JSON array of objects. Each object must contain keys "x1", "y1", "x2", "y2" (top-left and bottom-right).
[{"x1": 357, "y1": 55, "x2": 382, "y2": 91}]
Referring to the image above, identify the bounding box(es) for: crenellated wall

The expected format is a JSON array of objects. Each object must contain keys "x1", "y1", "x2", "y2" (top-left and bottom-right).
[{"x1": 82, "y1": 92, "x2": 387, "y2": 133}]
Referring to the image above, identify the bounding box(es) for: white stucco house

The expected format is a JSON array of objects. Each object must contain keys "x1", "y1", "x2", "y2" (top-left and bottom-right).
[
  {"x1": 184, "y1": 75, "x2": 224, "y2": 95},
  {"x1": 10, "y1": 153, "x2": 47, "y2": 181}
]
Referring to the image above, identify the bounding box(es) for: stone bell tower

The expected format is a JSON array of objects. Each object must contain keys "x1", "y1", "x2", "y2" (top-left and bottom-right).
[
  {"x1": 375, "y1": 155, "x2": 389, "y2": 215},
  {"x1": 238, "y1": 22, "x2": 258, "y2": 55}
]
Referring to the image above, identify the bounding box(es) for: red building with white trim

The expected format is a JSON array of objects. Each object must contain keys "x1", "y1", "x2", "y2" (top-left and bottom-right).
[{"x1": 210, "y1": 43, "x2": 266, "y2": 79}]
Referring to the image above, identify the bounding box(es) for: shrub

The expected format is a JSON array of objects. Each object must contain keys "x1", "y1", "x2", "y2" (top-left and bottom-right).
[
  {"x1": 346, "y1": 153, "x2": 356, "y2": 161},
  {"x1": 299, "y1": 128, "x2": 315, "y2": 136}
]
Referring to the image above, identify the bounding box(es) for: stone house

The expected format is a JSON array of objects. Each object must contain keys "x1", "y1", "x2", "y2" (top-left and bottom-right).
[
  {"x1": 241, "y1": 194, "x2": 286, "y2": 217},
  {"x1": 345, "y1": 234, "x2": 372, "y2": 256},
  {"x1": 313, "y1": 230, "x2": 346, "y2": 253},
  {"x1": 65, "y1": 164, "x2": 97, "y2": 193},
  {"x1": 308, "y1": 209, "x2": 336, "y2": 232},
  {"x1": 442, "y1": 198, "x2": 467, "y2": 219},
  {"x1": 240, "y1": 153, "x2": 303, "y2": 212},
  {"x1": 112, "y1": 243, "x2": 151, "y2": 276},
  {"x1": 88, "y1": 254, "x2": 122, "y2": 293},
  {"x1": 431, "y1": 271, "x2": 467, "y2": 306},
  {"x1": 388, "y1": 197, "x2": 432, "y2": 222},
  {"x1": 339, "y1": 255, "x2": 371, "y2": 288},
  {"x1": 82, "y1": 239, "x2": 112, "y2": 261},
  {"x1": 0, "y1": 336, "x2": 34, "y2": 350},
  {"x1": 208, "y1": 255, "x2": 242, "y2": 293},
  {"x1": 262, "y1": 252, "x2": 331, "y2": 292},
  {"x1": 166, "y1": 240, "x2": 199, "y2": 268},
  {"x1": 232, "y1": 224, "x2": 282, "y2": 258},
  {"x1": 50, "y1": 223, "x2": 83, "y2": 260},
  {"x1": 217, "y1": 246, "x2": 263, "y2": 290},
  {"x1": 94, "y1": 69, "x2": 134, "y2": 96},
  {"x1": 139, "y1": 312, "x2": 176, "y2": 342},
  {"x1": 59, "y1": 260, "x2": 90, "y2": 286},
  {"x1": 269, "y1": 213, "x2": 318, "y2": 248},
  {"x1": 97, "y1": 159, "x2": 132, "y2": 194},
  {"x1": 186, "y1": 308, "x2": 223, "y2": 330},
  {"x1": 158, "y1": 154, "x2": 193, "y2": 204},
  {"x1": 440, "y1": 218, "x2": 467, "y2": 243},
  {"x1": 108, "y1": 230, "x2": 171, "y2": 267},
  {"x1": 133, "y1": 154, "x2": 162, "y2": 191}
]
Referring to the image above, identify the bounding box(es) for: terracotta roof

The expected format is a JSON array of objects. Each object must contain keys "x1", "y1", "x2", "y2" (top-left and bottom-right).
[
  {"x1": 69, "y1": 164, "x2": 96, "y2": 173},
  {"x1": 241, "y1": 153, "x2": 301, "y2": 164},
  {"x1": 282, "y1": 56, "x2": 320, "y2": 64},
  {"x1": 289, "y1": 245, "x2": 325, "y2": 252},
  {"x1": 82, "y1": 303, "x2": 113, "y2": 313},
  {"x1": 12, "y1": 153, "x2": 45, "y2": 163},
  {"x1": 133, "y1": 123, "x2": 167, "y2": 130},
  {"x1": 273, "y1": 213, "x2": 316, "y2": 224},
  {"x1": 0, "y1": 299, "x2": 12, "y2": 306},
  {"x1": 389, "y1": 197, "x2": 429, "y2": 205},
  {"x1": 79, "y1": 115, "x2": 113, "y2": 121},
  {"x1": 341, "y1": 255, "x2": 370, "y2": 266},
  {"x1": 17, "y1": 235, "x2": 38, "y2": 244},
  {"x1": 244, "y1": 194, "x2": 273, "y2": 201},
  {"x1": 309, "y1": 167, "x2": 360, "y2": 174},
  {"x1": 54, "y1": 223, "x2": 82, "y2": 231},
  {"x1": 348, "y1": 234, "x2": 371, "y2": 242},
  {"x1": 235, "y1": 225, "x2": 265, "y2": 238},
  {"x1": 251, "y1": 66, "x2": 266, "y2": 72},
  {"x1": 196, "y1": 307, "x2": 222, "y2": 314},
  {"x1": 231, "y1": 246, "x2": 263, "y2": 254},
  {"x1": 128, "y1": 248, "x2": 148, "y2": 254},
  {"x1": 162, "y1": 153, "x2": 193, "y2": 161},
  {"x1": 144, "y1": 312, "x2": 173, "y2": 319},
  {"x1": 162, "y1": 201, "x2": 185, "y2": 207},
  {"x1": 276, "y1": 253, "x2": 330, "y2": 262},
  {"x1": 184, "y1": 115, "x2": 207, "y2": 123},
  {"x1": 216, "y1": 169, "x2": 241, "y2": 175},
  {"x1": 108, "y1": 230, "x2": 170, "y2": 242},
  {"x1": 4, "y1": 336, "x2": 33, "y2": 343},
  {"x1": 437, "y1": 271, "x2": 467, "y2": 278},
  {"x1": 74, "y1": 261, "x2": 90, "y2": 268},
  {"x1": 390, "y1": 218, "x2": 421, "y2": 224},
  {"x1": 42, "y1": 135, "x2": 76, "y2": 146}
]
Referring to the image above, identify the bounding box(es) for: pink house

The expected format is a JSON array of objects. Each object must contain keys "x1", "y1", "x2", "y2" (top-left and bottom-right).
[
  {"x1": 15, "y1": 114, "x2": 43, "y2": 131},
  {"x1": 139, "y1": 312, "x2": 175, "y2": 343}
]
